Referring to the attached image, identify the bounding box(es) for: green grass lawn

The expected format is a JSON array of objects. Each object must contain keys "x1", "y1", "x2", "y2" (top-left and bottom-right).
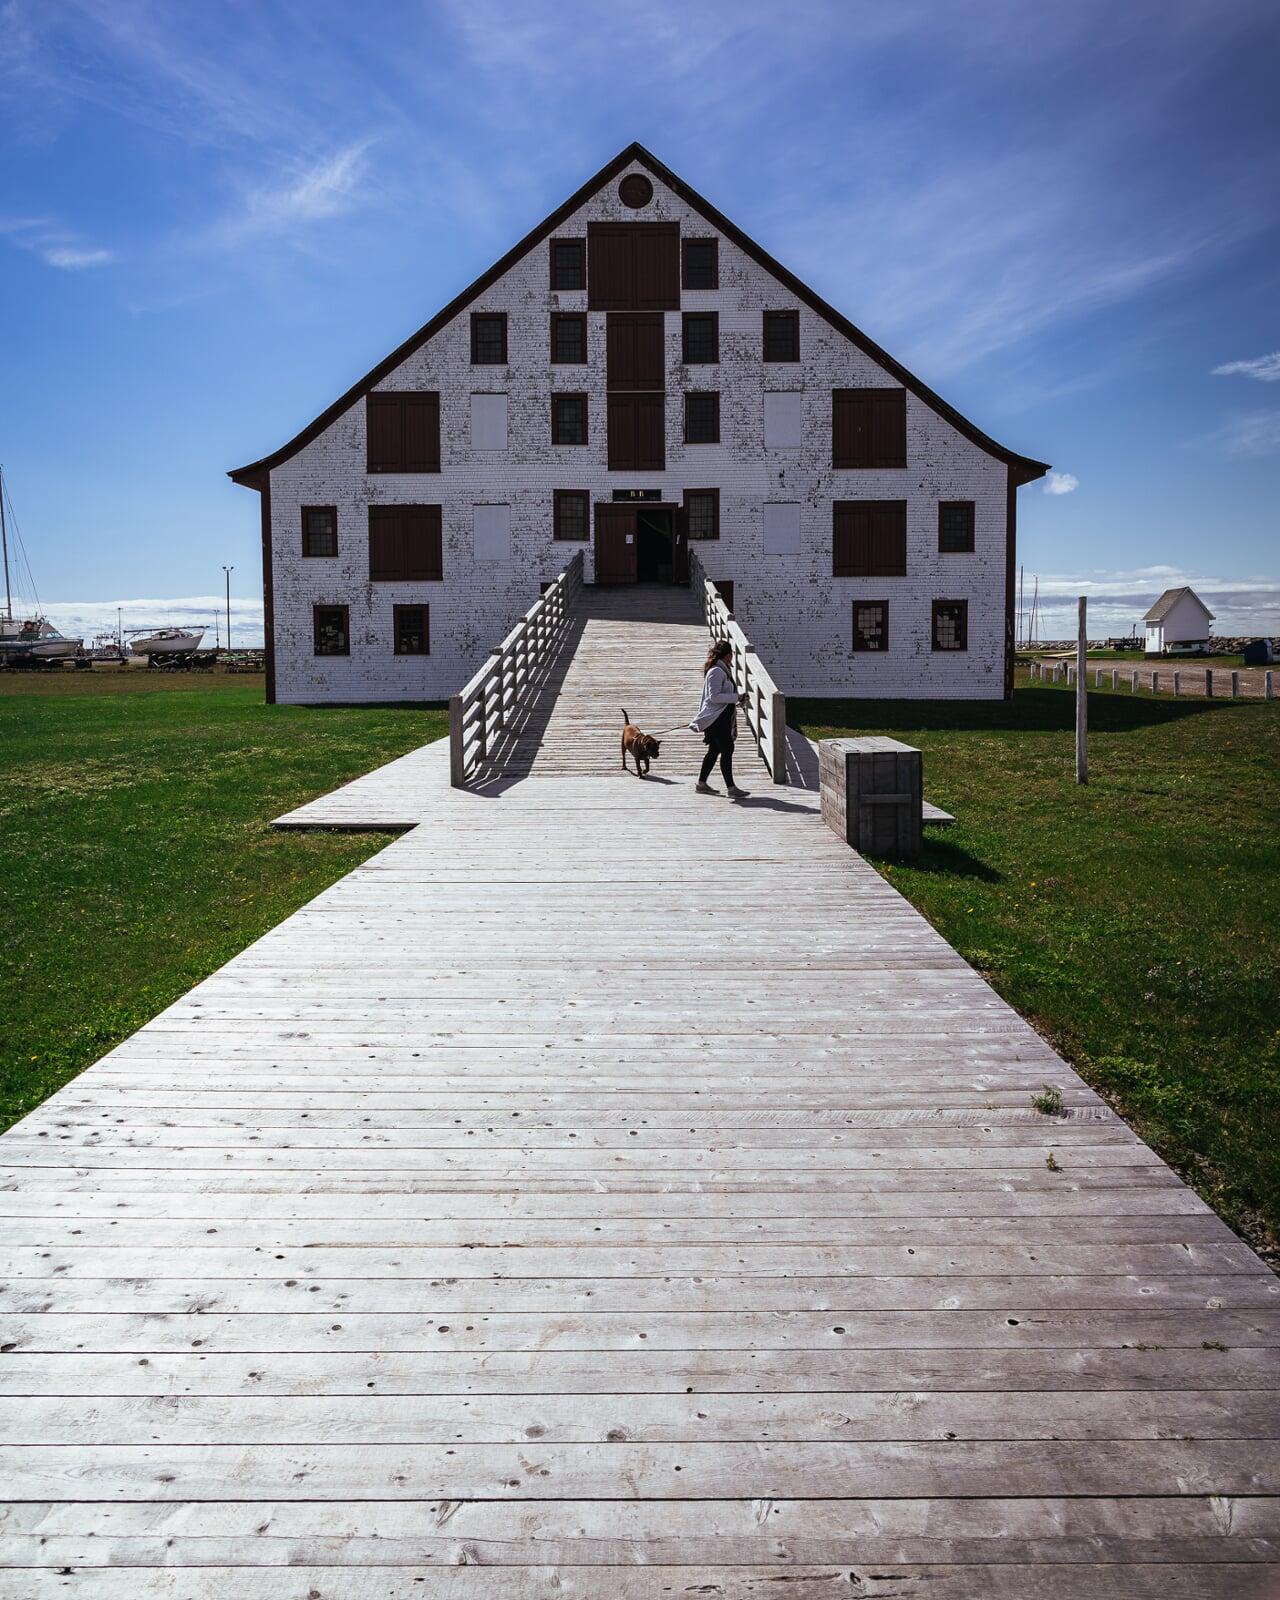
[
  {"x1": 794, "y1": 678, "x2": 1280, "y2": 1259},
  {"x1": 0, "y1": 671, "x2": 444, "y2": 1129}
]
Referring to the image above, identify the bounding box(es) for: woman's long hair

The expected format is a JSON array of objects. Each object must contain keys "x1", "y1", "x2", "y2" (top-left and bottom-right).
[{"x1": 702, "y1": 639, "x2": 733, "y2": 676}]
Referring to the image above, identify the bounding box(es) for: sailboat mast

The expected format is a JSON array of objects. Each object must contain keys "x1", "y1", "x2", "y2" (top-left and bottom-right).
[{"x1": 0, "y1": 465, "x2": 12, "y2": 621}]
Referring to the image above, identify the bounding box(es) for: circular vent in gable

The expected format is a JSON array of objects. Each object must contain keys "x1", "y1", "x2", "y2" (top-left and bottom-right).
[{"x1": 618, "y1": 173, "x2": 653, "y2": 208}]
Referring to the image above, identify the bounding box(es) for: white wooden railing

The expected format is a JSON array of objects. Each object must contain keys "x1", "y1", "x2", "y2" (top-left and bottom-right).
[
  {"x1": 449, "y1": 552, "x2": 584, "y2": 786},
  {"x1": 689, "y1": 550, "x2": 788, "y2": 783}
]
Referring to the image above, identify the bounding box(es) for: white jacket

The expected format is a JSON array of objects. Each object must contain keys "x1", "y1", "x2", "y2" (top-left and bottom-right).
[{"x1": 689, "y1": 662, "x2": 739, "y2": 733}]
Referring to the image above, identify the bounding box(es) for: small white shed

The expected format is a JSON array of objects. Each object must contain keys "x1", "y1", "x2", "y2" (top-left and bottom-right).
[{"x1": 1143, "y1": 586, "x2": 1214, "y2": 655}]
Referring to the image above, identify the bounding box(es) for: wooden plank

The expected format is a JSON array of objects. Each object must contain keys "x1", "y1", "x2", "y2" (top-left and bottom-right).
[
  {"x1": 4, "y1": 1439, "x2": 1278, "y2": 1500},
  {"x1": 8, "y1": 1563, "x2": 1280, "y2": 1597},
  {"x1": 4, "y1": 1345, "x2": 1274, "y2": 1396},
  {"x1": 5, "y1": 1492, "x2": 1279, "y2": 1561},
  {"x1": 6, "y1": 1389, "x2": 1276, "y2": 1445},
  {"x1": 6, "y1": 1272, "x2": 1275, "y2": 1316},
  {"x1": 3, "y1": 1308, "x2": 1275, "y2": 1352}
]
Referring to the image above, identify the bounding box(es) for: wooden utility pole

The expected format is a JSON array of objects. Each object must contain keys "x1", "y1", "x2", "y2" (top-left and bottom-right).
[{"x1": 1076, "y1": 595, "x2": 1088, "y2": 785}]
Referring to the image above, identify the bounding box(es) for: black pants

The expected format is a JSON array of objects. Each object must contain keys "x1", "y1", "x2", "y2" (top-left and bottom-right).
[{"x1": 699, "y1": 708, "x2": 735, "y2": 788}]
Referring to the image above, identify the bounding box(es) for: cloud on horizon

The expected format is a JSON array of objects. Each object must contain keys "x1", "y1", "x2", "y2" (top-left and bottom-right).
[
  {"x1": 1044, "y1": 471, "x2": 1079, "y2": 495},
  {"x1": 36, "y1": 573, "x2": 1277, "y2": 653},
  {"x1": 1017, "y1": 566, "x2": 1280, "y2": 639},
  {"x1": 38, "y1": 595, "x2": 266, "y2": 647}
]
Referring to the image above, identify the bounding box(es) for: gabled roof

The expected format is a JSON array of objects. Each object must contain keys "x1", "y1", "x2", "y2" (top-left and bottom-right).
[
  {"x1": 1143, "y1": 586, "x2": 1215, "y2": 624},
  {"x1": 229, "y1": 141, "x2": 1050, "y2": 488}
]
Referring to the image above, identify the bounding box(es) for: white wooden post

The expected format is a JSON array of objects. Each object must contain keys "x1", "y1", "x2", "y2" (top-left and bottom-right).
[
  {"x1": 1131, "y1": 669, "x2": 1139, "y2": 692},
  {"x1": 1111, "y1": 669, "x2": 1118, "y2": 690},
  {"x1": 1205, "y1": 670, "x2": 1214, "y2": 699},
  {"x1": 1076, "y1": 596, "x2": 1087, "y2": 785},
  {"x1": 1231, "y1": 671, "x2": 1240, "y2": 699},
  {"x1": 449, "y1": 695, "x2": 464, "y2": 786}
]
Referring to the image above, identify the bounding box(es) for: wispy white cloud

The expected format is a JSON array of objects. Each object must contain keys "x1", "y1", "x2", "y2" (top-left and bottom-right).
[
  {"x1": 1212, "y1": 351, "x2": 1280, "y2": 382},
  {"x1": 1200, "y1": 411, "x2": 1280, "y2": 457},
  {"x1": 0, "y1": 215, "x2": 114, "y2": 269},
  {"x1": 43, "y1": 244, "x2": 114, "y2": 268},
  {"x1": 200, "y1": 138, "x2": 377, "y2": 250},
  {"x1": 1044, "y1": 471, "x2": 1079, "y2": 496}
]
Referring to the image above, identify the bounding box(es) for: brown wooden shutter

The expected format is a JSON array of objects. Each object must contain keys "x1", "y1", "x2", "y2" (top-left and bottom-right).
[
  {"x1": 870, "y1": 390, "x2": 906, "y2": 467},
  {"x1": 632, "y1": 225, "x2": 679, "y2": 309},
  {"x1": 832, "y1": 391, "x2": 866, "y2": 469},
  {"x1": 833, "y1": 502, "x2": 870, "y2": 576},
  {"x1": 587, "y1": 225, "x2": 634, "y2": 309},
  {"x1": 870, "y1": 502, "x2": 906, "y2": 574},
  {"x1": 367, "y1": 394, "x2": 401, "y2": 471},
  {"x1": 403, "y1": 505, "x2": 443, "y2": 579},
  {"x1": 369, "y1": 505, "x2": 401, "y2": 578},
  {"x1": 606, "y1": 314, "x2": 664, "y2": 389},
  {"x1": 634, "y1": 393, "x2": 665, "y2": 469},
  {"x1": 403, "y1": 394, "x2": 440, "y2": 472}
]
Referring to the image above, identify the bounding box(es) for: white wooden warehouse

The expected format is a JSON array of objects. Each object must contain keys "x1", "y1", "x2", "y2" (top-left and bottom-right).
[{"x1": 230, "y1": 143, "x2": 1048, "y2": 705}]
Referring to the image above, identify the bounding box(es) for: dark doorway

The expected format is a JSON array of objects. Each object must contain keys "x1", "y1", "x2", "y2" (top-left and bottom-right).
[{"x1": 637, "y1": 508, "x2": 673, "y2": 583}]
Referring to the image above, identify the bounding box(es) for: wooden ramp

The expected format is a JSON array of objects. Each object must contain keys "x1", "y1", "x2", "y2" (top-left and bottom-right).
[
  {"x1": 473, "y1": 581, "x2": 762, "y2": 783},
  {"x1": 2, "y1": 604, "x2": 1278, "y2": 1596}
]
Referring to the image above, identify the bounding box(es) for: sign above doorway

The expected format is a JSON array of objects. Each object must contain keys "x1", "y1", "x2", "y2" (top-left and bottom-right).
[{"x1": 612, "y1": 488, "x2": 662, "y2": 501}]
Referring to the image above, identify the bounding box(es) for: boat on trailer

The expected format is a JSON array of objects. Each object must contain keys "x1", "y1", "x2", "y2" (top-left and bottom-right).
[
  {"x1": 127, "y1": 626, "x2": 207, "y2": 666},
  {"x1": 0, "y1": 468, "x2": 84, "y2": 667}
]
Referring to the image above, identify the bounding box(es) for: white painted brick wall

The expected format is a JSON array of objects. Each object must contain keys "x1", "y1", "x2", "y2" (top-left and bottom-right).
[{"x1": 267, "y1": 163, "x2": 1014, "y2": 704}]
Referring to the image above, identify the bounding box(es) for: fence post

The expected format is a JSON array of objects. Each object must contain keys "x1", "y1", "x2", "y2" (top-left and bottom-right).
[
  {"x1": 1231, "y1": 671, "x2": 1240, "y2": 699},
  {"x1": 1131, "y1": 669, "x2": 1139, "y2": 692},
  {"x1": 1152, "y1": 670, "x2": 1159, "y2": 695},
  {"x1": 449, "y1": 695, "x2": 464, "y2": 787},
  {"x1": 1111, "y1": 669, "x2": 1119, "y2": 690},
  {"x1": 1205, "y1": 670, "x2": 1214, "y2": 699},
  {"x1": 1075, "y1": 596, "x2": 1087, "y2": 785},
  {"x1": 1267, "y1": 671, "x2": 1274, "y2": 700},
  {"x1": 770, "y1": 691, "x2": 787, "y2": 784}
]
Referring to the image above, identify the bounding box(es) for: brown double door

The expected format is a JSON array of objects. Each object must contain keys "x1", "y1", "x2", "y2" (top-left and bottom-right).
[{"x1": 594, "y1": 504, "x2": 688, "y2": 585}]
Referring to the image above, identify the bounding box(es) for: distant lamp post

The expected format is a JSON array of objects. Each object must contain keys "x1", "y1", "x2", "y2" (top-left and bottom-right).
[{"x1": 222, "y1": 565, "x2": 234, "y2": 653}]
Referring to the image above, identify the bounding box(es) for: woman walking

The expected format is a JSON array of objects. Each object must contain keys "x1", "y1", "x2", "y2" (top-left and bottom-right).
[{"x1": 690, "y1": 639, "x2": 749, "y2": 797}]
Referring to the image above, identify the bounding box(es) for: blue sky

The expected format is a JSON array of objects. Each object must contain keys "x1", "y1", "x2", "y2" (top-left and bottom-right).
[{"x1": 1, "y1": 0, "x2": 1278, "y2": 644}]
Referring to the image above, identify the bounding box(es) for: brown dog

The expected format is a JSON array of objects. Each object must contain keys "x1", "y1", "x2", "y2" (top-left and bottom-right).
[{"x1": 621, "y1": 708, "x2": 661, "y2": 777}]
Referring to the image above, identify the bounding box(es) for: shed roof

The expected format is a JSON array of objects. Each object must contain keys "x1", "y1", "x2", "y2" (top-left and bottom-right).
[
  {"x1": 229, "y1": 142, "x2": 1049, "y2": 488},
  {"x1": 1143, "y1": 586, "x2": 1215, "y2": 624}
]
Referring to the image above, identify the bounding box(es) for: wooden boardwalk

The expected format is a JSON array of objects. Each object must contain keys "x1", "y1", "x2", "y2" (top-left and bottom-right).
[{"x1": 2, "y1": 589, "x2": 1278, "y2": 1595}]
